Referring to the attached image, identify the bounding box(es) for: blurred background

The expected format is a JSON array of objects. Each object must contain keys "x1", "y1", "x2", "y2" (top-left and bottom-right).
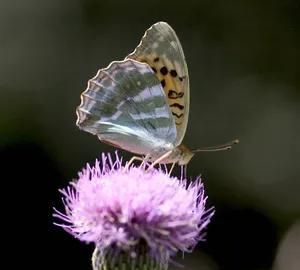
[{"x1": 1, "y1": 0, "x2": 299, "y2": 269}]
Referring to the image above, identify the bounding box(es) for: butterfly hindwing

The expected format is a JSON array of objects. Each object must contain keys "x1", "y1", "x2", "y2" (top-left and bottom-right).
[
  {"x1": 76, "y1": 59, "x2": 177, "y2": 155},
  {"x1": 126, "y1": 22, "x2": 190, "y2": 146}
]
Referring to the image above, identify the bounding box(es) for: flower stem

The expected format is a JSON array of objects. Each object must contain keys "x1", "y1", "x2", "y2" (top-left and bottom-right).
[{"x1": 92, "y1": 246, "x2": 168, "y2": 270}]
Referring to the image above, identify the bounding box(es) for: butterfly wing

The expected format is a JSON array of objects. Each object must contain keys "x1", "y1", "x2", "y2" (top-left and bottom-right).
[
  {"x1": 126, "y1": 21, "x2": 189, "y2": 146},
  {"x1": 76, "y1": 59, "x2": 177, "y2": 156}
]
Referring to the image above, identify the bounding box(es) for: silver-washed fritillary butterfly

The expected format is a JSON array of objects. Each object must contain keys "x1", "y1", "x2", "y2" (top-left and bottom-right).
[{"x1": 76, "y1": 22, "x2": 238, "y2": 165}]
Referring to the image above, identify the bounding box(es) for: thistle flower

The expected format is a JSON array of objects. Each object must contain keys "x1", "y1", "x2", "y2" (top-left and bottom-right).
[{"x1": 54, "y1": 153, "x2": 214, "y2": 270}]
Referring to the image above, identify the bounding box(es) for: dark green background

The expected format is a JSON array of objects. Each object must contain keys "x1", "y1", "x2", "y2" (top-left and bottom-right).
[{"x1": 1, "y1": 1, "x2": 299, "y2": 269}]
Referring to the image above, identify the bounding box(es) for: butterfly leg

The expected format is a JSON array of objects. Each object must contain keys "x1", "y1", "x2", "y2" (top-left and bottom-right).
[
  {"x1": 146, "y1": 150, "x2": 173, "y2": 172},
  {"x1": 168, "y1": 162, "x2": 176, "y2": 176},
  {"x1": 125, "y1": 156, "x2": 144, "y2": 170}
]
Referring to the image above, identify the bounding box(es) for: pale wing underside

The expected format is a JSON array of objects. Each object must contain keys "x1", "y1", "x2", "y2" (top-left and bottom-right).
[
  {"x1": 76, "y1": 59, "x2": 177, "y2": 156},
  {"x1": 126, "y1": 21, "x2": 190, "y2": 146}
]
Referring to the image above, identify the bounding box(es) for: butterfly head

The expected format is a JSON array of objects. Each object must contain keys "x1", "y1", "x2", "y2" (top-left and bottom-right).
[
  {"x1": 150, "y1": 144, "x2": 194, "y2": 165},
  {"x1": 176, "y1": 144, "x2": 195, "y2": 165},
  {"x1": 146, "y1": 143, "x2": 194, "y2": 165}
]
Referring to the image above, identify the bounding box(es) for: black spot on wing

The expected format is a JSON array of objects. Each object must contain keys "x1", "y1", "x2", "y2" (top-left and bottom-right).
[
  {"x1": 170, "y1": 69, "x2": 178, "y2": 77},
  {"x1": 168, "y1": 90, "x2": 184, "y2": 99},
  {"x1": 154, "y1": 57, "x2": 159, "y2": 62},
  {"x1": 160, "y1": 66, "x2": 168, "y2": 75},
  {"x1": 161, "y1": 79, "x2": 166, "y2": 88},
  {"x1": 172, "y1": 112, "x2": 184, "y2": 118},
  {"x1": 170, "y1": 103, "x2": 184, "y2": 110}
]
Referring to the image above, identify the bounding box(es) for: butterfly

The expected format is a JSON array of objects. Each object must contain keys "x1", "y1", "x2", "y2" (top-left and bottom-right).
[{"x1": 76, "y1": 22, "x2": 238, "y2": 165}]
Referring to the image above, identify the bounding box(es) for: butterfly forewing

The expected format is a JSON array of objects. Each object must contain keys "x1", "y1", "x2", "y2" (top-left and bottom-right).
[
  {"x1": 126, "y1": 22, "x2": 190, "y2": 146},
  {"x1": 76, "y1": 59, "x2": 177, "y2": 156}
]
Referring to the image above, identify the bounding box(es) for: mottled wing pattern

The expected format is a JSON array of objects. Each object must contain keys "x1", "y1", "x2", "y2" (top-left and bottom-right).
[
  {"x1": 126, "y1": 21, "x2": 189, "y2": 146},
  {"x1": 76, "y1": 59, "x2": 177, "y2": 155}
]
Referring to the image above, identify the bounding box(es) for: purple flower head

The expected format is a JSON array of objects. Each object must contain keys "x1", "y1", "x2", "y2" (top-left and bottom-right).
[{"x1": 54, "y1": 152, "x2": 214, "y2": 265}]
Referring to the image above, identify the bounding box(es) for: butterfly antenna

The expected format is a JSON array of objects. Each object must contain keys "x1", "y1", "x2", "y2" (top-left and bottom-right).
[{"x1": 192, "y1": 139, "x2": 239, "y2": 153}]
